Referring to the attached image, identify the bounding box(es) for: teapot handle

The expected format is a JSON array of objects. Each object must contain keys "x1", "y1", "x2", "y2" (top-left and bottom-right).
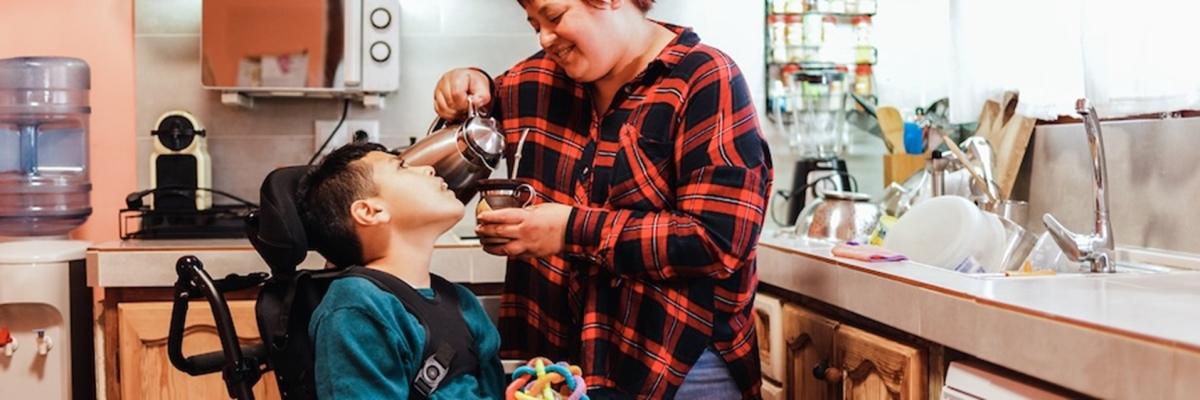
[{"x1": 426, "y1": 97, "x2": 486, "y2": 136}]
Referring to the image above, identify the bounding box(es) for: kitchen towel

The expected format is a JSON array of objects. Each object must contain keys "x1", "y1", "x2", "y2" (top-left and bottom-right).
[{"x1": 833, "y1": 241, "x2": 908, "y2": 262}]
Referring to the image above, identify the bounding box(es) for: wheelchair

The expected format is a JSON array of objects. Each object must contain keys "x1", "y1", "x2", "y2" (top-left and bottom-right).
[
  {"x1": 167, "y1": 165, "x2": 477, "y2": 400},
  {"x1": 167, "y1": 165, "x2": 316, "y2": 399}
]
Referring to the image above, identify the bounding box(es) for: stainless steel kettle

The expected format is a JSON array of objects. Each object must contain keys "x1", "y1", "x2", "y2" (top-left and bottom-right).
[{"x1": 397, "y1": 101, "x2": 504, "y2": 202}]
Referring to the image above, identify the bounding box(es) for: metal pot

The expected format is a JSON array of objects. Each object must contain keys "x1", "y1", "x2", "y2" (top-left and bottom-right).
[
  {"x1": 796, "y1": 190, "x2": 881, "y2": 243},
  {"x1": 397, "y1": 102, "x2": 504, "y2": 202}
]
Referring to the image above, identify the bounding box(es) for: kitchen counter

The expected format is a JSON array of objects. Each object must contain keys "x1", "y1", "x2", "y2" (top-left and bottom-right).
[
  {"x1": 87, "y1": 237, "x2": 506, "y2": 288},
  {"x1": 758, "y1": 232, "x2": 1200, "y2": 399}
]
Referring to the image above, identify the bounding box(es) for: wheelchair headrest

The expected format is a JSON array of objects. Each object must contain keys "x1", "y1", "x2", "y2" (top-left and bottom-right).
[{"x1": 247, "y1": 165, "x2": 314, "y2": 275}]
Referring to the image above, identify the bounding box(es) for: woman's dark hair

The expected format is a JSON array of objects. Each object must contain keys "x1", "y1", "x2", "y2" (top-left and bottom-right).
[
  {"x1": 297, "y1": 142, "x2": 388, "y2": 268},
  {"x1": 517, "y1": 0, "x2": 654, "y2": 12}
]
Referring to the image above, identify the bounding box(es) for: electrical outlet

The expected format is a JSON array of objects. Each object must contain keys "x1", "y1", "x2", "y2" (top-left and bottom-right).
[{"x1": 313, "y1": 119, "x2": 381, "y2": 156}]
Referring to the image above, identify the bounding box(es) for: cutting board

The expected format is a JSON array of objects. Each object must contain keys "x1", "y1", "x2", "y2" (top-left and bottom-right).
[{"x1": 974, "y1": 91, "x2": 1035, "y2": 199}]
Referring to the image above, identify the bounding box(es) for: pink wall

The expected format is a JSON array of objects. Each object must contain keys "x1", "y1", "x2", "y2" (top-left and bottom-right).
[{"x1": 1, "y1": 0, "x2": 136, "y2": 242}]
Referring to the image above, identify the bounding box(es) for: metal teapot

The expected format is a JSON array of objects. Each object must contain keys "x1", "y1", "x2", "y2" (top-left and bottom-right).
[{"x1": 396, "y1": 100, "x2": 504, "y2": 202}]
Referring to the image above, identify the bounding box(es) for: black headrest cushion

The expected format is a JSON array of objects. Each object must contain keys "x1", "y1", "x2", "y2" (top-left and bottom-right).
[{"x1": 247, "y1": 166, "x2": 314, "y2": 274}]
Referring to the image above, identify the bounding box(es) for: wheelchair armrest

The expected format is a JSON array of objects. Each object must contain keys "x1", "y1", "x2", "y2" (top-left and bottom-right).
[
  {"x1": 177, "y1": 344, "x2": 268, "y2": 376},
  {"x1": 216, "y1": 272, "x2": 270, "y2": 293},
  {"x1": 168, "y1": 255, "x2": 266, "y2": 400}
]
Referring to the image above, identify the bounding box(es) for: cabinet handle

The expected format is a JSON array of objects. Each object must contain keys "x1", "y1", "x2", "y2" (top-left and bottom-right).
[{"x1": 812, "y1": 359, "x2": 843, "y2": 383}]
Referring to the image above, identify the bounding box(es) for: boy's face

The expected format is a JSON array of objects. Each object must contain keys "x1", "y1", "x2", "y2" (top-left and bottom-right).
[{"x1": 358, "y1": 151, "x2": 465, "y2": 229}]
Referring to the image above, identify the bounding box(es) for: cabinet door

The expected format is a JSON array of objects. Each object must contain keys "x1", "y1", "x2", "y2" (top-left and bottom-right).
[
  {"x1": 783, "y1": 303, "x2": 839, "y2": 400},
  {"x1": 118, "y1": 301, "x2": 279, "y2": 400},
  {"x1": 834, "y1": 324, "x2": 925, "y2": 400}
]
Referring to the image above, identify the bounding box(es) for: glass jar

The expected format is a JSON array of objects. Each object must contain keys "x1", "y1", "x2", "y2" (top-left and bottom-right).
[
  {"x1": 803, "y1": 13, "x2": 824, "y2": 47},
  {"x1": 829, "y1": 0, "x2": 846, "y2": 14},
  {"x1": 772, "y1": 0, "x2": 789, "y2": 15},
  {"x1": 846, "y1": 0, "x2": 860, "y2": 14},
  {"x1": 857, "y1": 0, "x2": 877, "y2": 14},
  {"x1": 786, "y1": 0, "x2": 807, "y2": 14},
  {"x1": 816, "y1": 0, "x2": 833, "y2": 13},
  {"x1": 822, "y1": 15, "x2": 838, "y2": 43},
  {"x1": 786, "y1": 15, "x2": 805, "y2": 62},
  {"x1": 770, "y1": 16, "x2": 790, "y2": 64},
  {"x1": 853, "y1": 15, "x2": 873, "y2": 45},
  {"x1": 853, "y1": 63, "x2": 873, "y2": 97}
]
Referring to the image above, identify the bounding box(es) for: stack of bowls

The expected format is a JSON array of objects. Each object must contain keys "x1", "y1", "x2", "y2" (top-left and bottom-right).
[{"x1": 883, "y1": 196, "x2": 1006, "y2": 273}]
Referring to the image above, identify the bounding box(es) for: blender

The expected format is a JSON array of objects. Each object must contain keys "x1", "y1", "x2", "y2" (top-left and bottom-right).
[
  {"x1": 782, "y1": 65, "x2": 854, "y2": 226},
  {"x1": 0, "y1": 56, "x2": 96, "y2": 399}
]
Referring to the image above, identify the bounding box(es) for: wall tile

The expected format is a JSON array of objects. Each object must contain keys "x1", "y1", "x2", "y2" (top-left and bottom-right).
[
  {"x1": 434, "y1": 0, "x2": 533, "y2": 36},
  {"x1": 135, "y1": 0, "x2": 201, "y2": 36},
  {"x1": 398, "y1": 0, "x2": 444, "y2": 35},
  {"x1": 205, "y1": 135, "x2": 313, "y2": 202}
]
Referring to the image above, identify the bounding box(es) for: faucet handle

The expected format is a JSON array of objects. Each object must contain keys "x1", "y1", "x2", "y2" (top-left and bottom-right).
[{"x1": 1042, "y1": 213, "x2": 1090, "y2": 262}]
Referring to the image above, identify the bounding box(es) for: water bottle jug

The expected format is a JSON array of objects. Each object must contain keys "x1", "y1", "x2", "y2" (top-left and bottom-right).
[{"x1": 0, "y1": 57, "x2": 92, "y2": 237}]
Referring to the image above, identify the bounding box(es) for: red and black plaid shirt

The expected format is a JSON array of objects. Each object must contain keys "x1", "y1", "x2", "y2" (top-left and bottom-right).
[{"x1": 488, "y1": 23, "x2": 772, "y2": 399}]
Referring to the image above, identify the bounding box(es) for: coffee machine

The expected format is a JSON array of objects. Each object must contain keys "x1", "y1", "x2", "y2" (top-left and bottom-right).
[
  {"x1": 784, "y1": 157, "x2": 852, "y2": 226},
  {"x1": 149, "y1": 110, "x2": 211, "y2": 211}
]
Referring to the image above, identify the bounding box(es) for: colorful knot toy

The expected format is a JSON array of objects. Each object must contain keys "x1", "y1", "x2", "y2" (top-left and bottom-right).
[{"x1": 505, "y1": 357, "x2": 588, "y2": 400}]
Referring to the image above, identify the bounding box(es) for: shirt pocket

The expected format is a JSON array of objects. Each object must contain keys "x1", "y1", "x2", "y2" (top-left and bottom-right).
[{"x1": 607, "y1": 123, "x2": 675, "y2": 211}]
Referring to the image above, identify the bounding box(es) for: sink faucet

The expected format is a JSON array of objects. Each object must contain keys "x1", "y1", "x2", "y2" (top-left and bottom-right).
[{"x1": 1042, "y1": 98, "x2": 1116, "y2": 273}]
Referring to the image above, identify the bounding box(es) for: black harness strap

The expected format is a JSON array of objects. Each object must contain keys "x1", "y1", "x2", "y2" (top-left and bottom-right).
[{"x1": 343, "y1": 268, "x2": 480, "y2": 400}]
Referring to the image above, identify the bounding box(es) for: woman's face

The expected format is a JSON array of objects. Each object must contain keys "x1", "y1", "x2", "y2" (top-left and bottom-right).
[{"x1": 524, "y1": 0, "x2": 623, "y2": 82}]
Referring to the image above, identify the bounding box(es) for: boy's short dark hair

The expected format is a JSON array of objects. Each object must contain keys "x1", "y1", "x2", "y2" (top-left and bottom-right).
[{"x1": 298, "y1": 142, "x2": 388, "y2": 268}]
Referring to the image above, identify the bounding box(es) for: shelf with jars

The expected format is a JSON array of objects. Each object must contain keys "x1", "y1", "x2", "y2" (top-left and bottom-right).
[
  {"x1": 769, "y1": 0, "x2": 877, "y2": 16},
  {"x1": 765, "y1": 0, "x2": 878, "y2": 157}
]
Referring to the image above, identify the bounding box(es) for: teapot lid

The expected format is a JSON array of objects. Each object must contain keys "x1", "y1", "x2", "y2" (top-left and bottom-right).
[
  {"x1": 461, "y1": 115, "x2": 504, "y2": 159},
  {"x1": 822, "y1": 190, "x2": 872, "y2": 202}
]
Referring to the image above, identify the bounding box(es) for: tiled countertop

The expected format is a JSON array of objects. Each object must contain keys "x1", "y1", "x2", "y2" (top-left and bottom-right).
[
  {"x1": 86, "y1": 237, "x2": 506, "y2": 288},
  {"x1": 758, "y1": 233, "x2": 1200, "y2": 399}
]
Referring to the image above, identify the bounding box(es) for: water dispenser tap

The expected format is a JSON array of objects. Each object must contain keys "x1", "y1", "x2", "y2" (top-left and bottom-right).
[
  {"x1": 35, "y1": 329, "x2": 52, "y2": 356},
  {"x1": 2, "y1": 334, "x2": 16, "y2": 357}
]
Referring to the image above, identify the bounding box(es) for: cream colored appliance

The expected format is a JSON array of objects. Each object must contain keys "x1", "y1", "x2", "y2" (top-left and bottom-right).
[{"x1": 149, "y1": 110, "x2": 212, "y2": 211}]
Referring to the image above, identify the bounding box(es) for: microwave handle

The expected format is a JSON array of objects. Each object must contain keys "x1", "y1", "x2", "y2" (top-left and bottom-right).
[{"x1": 344, "y1": 0, "x2": 363, "y2": 87}]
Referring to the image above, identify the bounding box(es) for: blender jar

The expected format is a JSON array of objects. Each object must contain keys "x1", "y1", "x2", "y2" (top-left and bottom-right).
[
  {"x1": 790, "y1": 67, "x2": 848, "y2": 157},
  {"x1": 0, "y1": 57, "x2": 92, "y2": 237}
]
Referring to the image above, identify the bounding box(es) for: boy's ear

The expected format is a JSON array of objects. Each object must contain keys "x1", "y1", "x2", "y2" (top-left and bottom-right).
[{"x1": 349, "y1": 198, "x2": 391, "y2": 226}]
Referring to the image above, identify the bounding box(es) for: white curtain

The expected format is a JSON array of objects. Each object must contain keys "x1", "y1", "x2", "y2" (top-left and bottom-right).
[
  {"x1": 947, "y1": 0, "x2": 1085, "y2": 122},
  {"x1": 1079, "y1": 0, "x2": 1200, "y2": 118},
  {"x1": 884, "y1": 0, "x2": 1200, "y2": 123}
]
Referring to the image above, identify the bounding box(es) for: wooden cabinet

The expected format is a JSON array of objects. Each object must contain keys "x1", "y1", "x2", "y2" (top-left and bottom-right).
[
  {"x1": 834, "y1": 324, "x2": 925, "y2": 400},
  {"x1": 783, "y1": 303, "x2": 840, "y2": 400},
  {"x1": 117, "y1": 301, "x2": 279, "y2": 400},
  {"x1": 780, "y1": 303, "x2": 926, "y2": 400}
]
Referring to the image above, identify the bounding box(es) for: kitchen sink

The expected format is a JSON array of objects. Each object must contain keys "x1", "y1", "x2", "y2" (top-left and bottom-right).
[{"x1": 967, "y1": 247, "x2": 1200, "y2": 279}]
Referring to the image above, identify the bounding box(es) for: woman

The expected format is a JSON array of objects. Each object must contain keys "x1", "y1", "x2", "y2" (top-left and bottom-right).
[{"x1": 434, "y1": 0, "x2": 772, "y2": 398}]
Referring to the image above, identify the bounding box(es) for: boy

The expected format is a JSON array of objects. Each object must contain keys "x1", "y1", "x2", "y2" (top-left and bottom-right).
[{"x1": 298, "y1": 143, "x2": 505, "y2": 399}]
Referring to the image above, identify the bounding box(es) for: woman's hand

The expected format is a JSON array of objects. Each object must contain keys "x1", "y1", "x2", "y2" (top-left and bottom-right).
[
  {"x1": 433, "y1": 68, "x2": 492, "y2": 121},
  {"x1": 476, "y1": 203, "x2": 573, "y2": 260}
]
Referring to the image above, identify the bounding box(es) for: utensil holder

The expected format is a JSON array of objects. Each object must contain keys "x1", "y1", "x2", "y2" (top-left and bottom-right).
[{"x1": 883, "y1": 153, "x2": 926, "y2": 186}]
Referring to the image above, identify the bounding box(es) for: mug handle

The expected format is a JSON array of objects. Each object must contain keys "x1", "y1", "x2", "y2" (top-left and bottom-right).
[{"x1": 515, "y1": 184, "x2": 536, "y2": 207}]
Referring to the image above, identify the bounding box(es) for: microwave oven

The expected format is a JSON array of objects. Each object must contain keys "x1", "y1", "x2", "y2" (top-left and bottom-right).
[{"x1": 201, "y1": 0, "x2": 400, "y2": 103}]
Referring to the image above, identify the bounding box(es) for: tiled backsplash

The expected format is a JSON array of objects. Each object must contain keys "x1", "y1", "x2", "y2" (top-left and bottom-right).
[
  {"x1": 134, "y1": 0, "x2": 763, "y2": 235},
  {"x1": 1018, "y1": 117, "x2": 1200, "y2": 254}
]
